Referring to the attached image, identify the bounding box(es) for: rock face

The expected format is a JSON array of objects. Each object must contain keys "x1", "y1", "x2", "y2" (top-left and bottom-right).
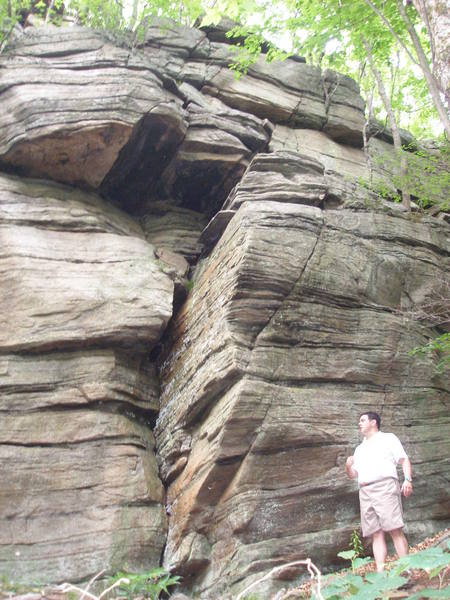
[
  {"x1": 0, "y1": 173, "x2": 172, "y2": 583},
  {"x1": 156, "y1": 197, "x2": 449, "y2": 597},
  {"x1": 0, "y1": 20, "x2": 449, "y2": 598}
]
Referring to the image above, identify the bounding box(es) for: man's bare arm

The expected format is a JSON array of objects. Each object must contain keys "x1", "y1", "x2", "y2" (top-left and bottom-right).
[
  {"x1": 346, "y1": 456, "x2": 358, "y2": 479},
  {"x1": 399, "y1": 457, "x2": 413, "y2": 497}
]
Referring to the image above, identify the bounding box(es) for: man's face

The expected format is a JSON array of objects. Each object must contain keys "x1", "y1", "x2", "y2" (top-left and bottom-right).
[{"x1": 359, "y1": 414, "x2": 375, "y2": 436}]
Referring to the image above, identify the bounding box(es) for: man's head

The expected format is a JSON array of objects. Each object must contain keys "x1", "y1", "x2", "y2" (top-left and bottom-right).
[{"x1": 359, "y1": 412, "x2": 381, "y2": 436}]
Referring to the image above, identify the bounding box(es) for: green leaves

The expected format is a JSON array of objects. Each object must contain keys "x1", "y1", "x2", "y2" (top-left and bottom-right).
[
  {"x1": 326, "y1": 544, "x2": 450, "y2": 599},
  {"x1": 391, "y1": 545, "x2": 450, "y2": 578},
  {"x1": 338, "y1": 550, "x2": 358, "y2": 561},
  {"x1": 409, "y1": 589, "x2": 450, "y2": 599},
  {"x1": 337, "y1": 549, "x2": 371, "y2": 575},
  {"x1": 197, "y1": 0, "x2": 444, "y2": 136},
  {"x1": 410, "y1": 333, "x2": 450, "y2": 373},
  {"x1": 108, "y1": 567, "x2": 181, "y2": 600}
]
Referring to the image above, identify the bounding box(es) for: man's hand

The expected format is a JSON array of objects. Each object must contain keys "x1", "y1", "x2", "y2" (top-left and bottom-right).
[
  {"x1": 346, "y1": 456, "x2": 357, "y2": 479},
  {"x1": 401, "y1": 480, "x2": 413, "y2": 497},
  {"x1": 399, "y1": 458, "x2": 413, "y2": 497}
]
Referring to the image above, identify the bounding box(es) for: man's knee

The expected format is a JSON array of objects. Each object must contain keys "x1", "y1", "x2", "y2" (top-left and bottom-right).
[
  {"x1": 372, "y1": 529, "x2": 385, "y2": 540},
  {"x1": 388, "y1": 527, "x2": 405, "y2": 538}
]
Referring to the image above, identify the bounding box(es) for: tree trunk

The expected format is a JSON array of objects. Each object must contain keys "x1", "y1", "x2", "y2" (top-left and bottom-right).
[
  {"x1": 362, "y1": 35, "x2": 411, "y2": 210},
  {"x1": 45, "y1": 0, "x2": 55, "y2": 24},
  {"x1": 363, "y1": 86, "x2": 375, "y2": 187},
  {"x1": 364, "y1": 0, "x2": 450, "y2": 136},
  {"x1": 412, "y1": 0, "x2": 449, "y2": 104},
  {"x1": 130, "y1": 0, "x2": 139, "y2": 30},
  {"x1": 396, "y1": 0, "x2": 450, "y2": 137}
]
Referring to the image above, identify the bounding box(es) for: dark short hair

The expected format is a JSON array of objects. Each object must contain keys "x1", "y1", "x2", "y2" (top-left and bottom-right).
[{"x1": 360, "y1": 411, "x2": 381, "y2": 430}]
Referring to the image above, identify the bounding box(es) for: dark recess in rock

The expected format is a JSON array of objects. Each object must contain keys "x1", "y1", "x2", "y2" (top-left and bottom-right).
[{"x1": 101, "y1": 111, "x2": 187, "y2": 211}]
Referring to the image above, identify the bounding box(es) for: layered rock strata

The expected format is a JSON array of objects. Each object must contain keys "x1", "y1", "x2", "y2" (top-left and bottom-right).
[
  {"x1": 156, "y1": 189, "x2": 449, "y2": 597},
  {"x1": 0, "y1": 21, "x2": 449, "y2": 597},
  {"x1": 0, "y1": 173, "x2": 172, "y2": 583}
]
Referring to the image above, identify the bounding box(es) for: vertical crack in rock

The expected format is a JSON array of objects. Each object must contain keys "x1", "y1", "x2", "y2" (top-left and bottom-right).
[{"x1": 248, "y1": 217, "x2": 325, "y2": 359}]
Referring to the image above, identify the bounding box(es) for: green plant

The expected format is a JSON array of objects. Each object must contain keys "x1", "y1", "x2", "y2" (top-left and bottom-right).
[
  {"x1": 337, "y1": 550, "x2": 371, "y2": 574},
  {"x1": 109, "y1": 567, "x2": 181, "y2": 600},
  {"x1": 322, "y1": 543, "x2": 450, "y2": 599},
  {"x1": 336, "y1": 529, "x2": 371, "y2": 574},
  {"x1": 350, "y1": 529, "x2": 365, "y2": 559},
  {"x1": 410, "y1": 332, "x2": 450, "y2": 373},
  {"x1": 356, "y1": 140, "x2": 449, "y2": 211},
  {"x1": 321, "y1": 569, "x2": 407, "y2": 599}
]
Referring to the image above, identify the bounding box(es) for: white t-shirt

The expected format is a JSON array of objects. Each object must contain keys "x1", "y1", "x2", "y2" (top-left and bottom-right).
[{"x1": 353, "y1": 431, "x2": 408, "y2": 485}]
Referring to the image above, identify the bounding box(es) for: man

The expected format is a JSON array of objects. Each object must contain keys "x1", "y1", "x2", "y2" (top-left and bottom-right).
[{"x1": 346, "y1": 412, "x2": 413, "y2": 572}]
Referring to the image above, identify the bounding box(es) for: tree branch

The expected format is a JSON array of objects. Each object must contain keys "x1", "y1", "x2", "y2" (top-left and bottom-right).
[{"x1": 362, "y1": 0, "x2": 418, "y2": 65}]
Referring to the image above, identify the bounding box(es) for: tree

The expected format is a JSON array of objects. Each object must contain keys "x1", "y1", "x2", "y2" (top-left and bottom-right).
[
  {"x1": 199, "y1": 0, "x2": 449, "y2": 138},
  {"x1": 361, "y1": 33, "x2": 411, "y2": 209},
  {"x1": 411, "y1": 0, "x2": 450, "y2": 103}
]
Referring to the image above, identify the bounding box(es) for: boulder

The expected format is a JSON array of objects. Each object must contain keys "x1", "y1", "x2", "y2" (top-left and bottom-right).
[
  {"x1": 140, "y1": 201, "x2": 207, "y2": 263},
  {"x1": 0, "y1": 404, "x2": 166, "y2": 584}
]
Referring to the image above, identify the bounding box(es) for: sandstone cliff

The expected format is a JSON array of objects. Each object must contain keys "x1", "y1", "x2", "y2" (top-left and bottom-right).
[{"x1": 0, "y1": 21, "x2": 448, "y2": 598}]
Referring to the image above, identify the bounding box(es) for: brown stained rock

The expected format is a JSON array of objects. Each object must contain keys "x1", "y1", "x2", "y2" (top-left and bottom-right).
[
  {"x1": 155, "y1": 248, "x2": 190, "y2": 279},
  {"x1": 0, "y1": 26, "x2": 186, "y2": 201},
  {"x1": 155, "y1": 201, "x2": 449, "y2": 598},
  {"x1": 1, "y1": 123, "x2": 131, "y2": 189}
]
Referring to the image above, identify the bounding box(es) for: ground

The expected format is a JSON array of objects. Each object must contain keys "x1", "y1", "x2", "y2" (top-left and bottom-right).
[
  {"x1": 278, "y1": 529, "x2": 450, "y2": 599},
  {"x1": 0, "y1": 530, "x2": 448, "y2": 599}
]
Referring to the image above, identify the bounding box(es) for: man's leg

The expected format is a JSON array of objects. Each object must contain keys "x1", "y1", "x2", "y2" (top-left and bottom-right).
[
  {"x1": 372, "y1": 529, "x2": 388, "y2": 572},
  {"x1": 389, "y1": 527, "x2": 409, "y2": 558}
]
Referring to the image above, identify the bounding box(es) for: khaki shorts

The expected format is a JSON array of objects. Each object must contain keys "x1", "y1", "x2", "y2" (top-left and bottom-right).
[{"x1": 359, "y1": 477, "x2": 404, "y2": 537}]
